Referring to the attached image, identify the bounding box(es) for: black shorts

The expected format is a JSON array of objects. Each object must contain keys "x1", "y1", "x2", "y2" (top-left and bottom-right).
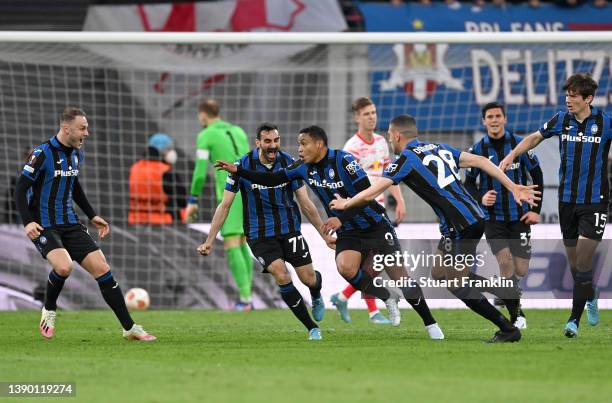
[
  {"x1": 437, "y1": 221, "x2": 485, "y2": 260},
  {"x1": 32, "y1": 224, "x2": 100, "y2": 263},
  {"x1": 336, "y1": 221, "x2": 400, "y2": 261},
  {"x1": 247, "y1": 232, "x2": 312, "y2": 273},
  {"x1": 484, "y1": 220, "x2": 531, "y2": 259},
  {"x1": 559, "y1": 202, "x2": 608, "y2": 247}
]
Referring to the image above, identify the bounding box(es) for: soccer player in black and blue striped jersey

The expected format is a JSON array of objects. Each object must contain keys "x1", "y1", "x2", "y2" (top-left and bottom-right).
[
  {"x1": 500, "y1": 73, "x2": 610, "y2": 338},
  {"x1": 216, "y1": 125, "x2": 445, "y2": 340},
  {"x1": 198, "y1": 123, "x2": 331, "y2": 340},
  {"x1": 465, "y1": 102, "x2": 544, "y2": 329},
  {"x1": 330, "y1": 115, "x2": 539, "y2": 343},
  {"x1": 14, "y1": 107, "x2": 155, "y2": 341}
]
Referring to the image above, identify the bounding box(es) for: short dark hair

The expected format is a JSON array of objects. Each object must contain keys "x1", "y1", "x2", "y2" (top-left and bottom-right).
[
  {"x1": 563, "y1": 73, "x2": 598, "y2": 99},
  {"x1": 198, "y1": 99, "x2": 220, "y2": 117},
  {"x1": 299, "y1": 125, "x2": 328, "y2": 146},
  {"x1": 60, "y1": 107, "x2": 86, "y2": 124},
  {"x1": 256, "y1": 122, "x2": 279, "y2": 140},
  {"x1": 481, "y1": 102, "x2": 505, "y2": 119},
  {"x1": 389, "y1": 115, "x2": 417, "y2": 137},
  {"x1": 351, "y1": 97, "x2": 374, "y2": 114}
]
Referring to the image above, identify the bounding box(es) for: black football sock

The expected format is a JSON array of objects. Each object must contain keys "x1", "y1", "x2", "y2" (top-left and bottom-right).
[
  {"x1": 569, "y1": 271, "x2": 594, "y2": 325},
  {"x1": 508, "y1": 274, "x2": 524, "y2": 322},
  {"x1": 348, "y1": 269, "x2": 391, "y2": 301},
  {"x1": 399, "y1": 283, "x2": 436, "y2": 326},
  {"x1": 469, "y1": 272, "x2": 520, "y2": 321},
  {"x1": 570, "y1": 266, "x2": 578, "y2": 281},
  {"x1": 45, "y1": 270, "x2": 67, "y2": 311},
  {"x1": 279, "y1": 282, "x2": 317, "y2": 331},
  {"x1": 96, "y1": 271, "x2": 134, "y2": 331},
  {"x1": 308, "y1": 271, "x2": 322, "y2": 300},
  {"x1": 452, "y1": 286, "x2": 515, "y2": 332}
]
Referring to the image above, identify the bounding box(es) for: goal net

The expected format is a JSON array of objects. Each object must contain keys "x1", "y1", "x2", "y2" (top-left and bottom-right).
[{"x1": 0, "y1": 32, "x2": 610, "y2": 309}]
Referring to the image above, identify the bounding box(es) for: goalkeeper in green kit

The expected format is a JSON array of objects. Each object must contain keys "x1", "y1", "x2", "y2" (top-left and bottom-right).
[{"x1": 186, "y1": 99, "x2": 254, "y2": 310}]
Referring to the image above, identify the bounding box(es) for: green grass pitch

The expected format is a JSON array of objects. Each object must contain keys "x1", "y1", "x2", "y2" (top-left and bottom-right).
[{"x1": 1, "y1": 309, "x2": 611, "y2": 403}]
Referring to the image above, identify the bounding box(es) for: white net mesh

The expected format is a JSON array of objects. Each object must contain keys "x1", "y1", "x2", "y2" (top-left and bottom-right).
[{"x1": 0, "y1": 36, "x2": 611, "y2": 308}]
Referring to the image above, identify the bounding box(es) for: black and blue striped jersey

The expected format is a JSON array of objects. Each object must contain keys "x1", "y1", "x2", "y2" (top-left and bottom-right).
[
  {"x1": 226, "y1": 149, "x2": 303, "y2": 240},
  {"x1": 20, "y1": 136, "x2": 85, "y2": 228},
  {"x1": 383, "y1": 139, "x2": 485, "y2": 237},
  {"x1": 284, "y1": 149, "x2": 388, "y2": 232},
  {"x1": 235, "y1": 148, "x2": 389, "y2": 233},
  {"x1": 539, "y1": 108, "x2": 612, "y2": 204},
  {"x1": 467, "y1": 131, "x2": 540, "y2": 222}
]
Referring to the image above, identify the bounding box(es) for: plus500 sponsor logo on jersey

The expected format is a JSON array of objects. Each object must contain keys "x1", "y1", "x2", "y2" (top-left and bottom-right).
[
  {"x1": 561, "y1": 134, "x2": 601, "y2": 143},
  {"x1": 251, "y1": 183, "x2": 288, "y2": 190},
  {"x1": 506, "y1": 162, "x2": 521, "y2": 170},
  {"x1": 308, "y1": 178, "x2": 344, "y2": 189},
  {"x1": 54, "y1": 169, "x2": 79, "y2": 177}
]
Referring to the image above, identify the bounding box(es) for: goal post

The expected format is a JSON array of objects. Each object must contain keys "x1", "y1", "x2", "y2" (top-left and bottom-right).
[{"x1": 0, "y1": 31, "x2": 610, "y2": 309}]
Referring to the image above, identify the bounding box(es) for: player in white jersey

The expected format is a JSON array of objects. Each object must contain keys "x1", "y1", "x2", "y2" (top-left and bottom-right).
[{"x1": 330, "y1": 97, "x2": 406, "y2": 325}]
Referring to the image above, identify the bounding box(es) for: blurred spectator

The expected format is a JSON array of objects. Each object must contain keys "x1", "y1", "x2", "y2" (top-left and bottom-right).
[
  {"x1": 128, "y1": 133, "x2": 187, "y2": 225},
  {"x1": 553, "y1": 0, "x2": 587, "y2": 6},
  {"x1": 338, "y1": 0, "x2": 365, "y2": 31},
  {"x1": 445, "y1": 0, "x2": 461, "y2": 9}
]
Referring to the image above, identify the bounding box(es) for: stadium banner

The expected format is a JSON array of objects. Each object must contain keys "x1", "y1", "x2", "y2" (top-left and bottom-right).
[
  {"x1": 82, "y1": 0, "x2": 347, "y2": 73},
  {"x1": 2, "y1": 222, "x2": 612, "y2": 310},
  {"x1": 359, "y1": 2, "x2": 612, "y2": 33},
  {"x1": 0, "y1": 223, "x2": 282, "y2": 311},
  {"x1": 359, "y1": 3, "x2": 612, "y2": 132},
  {"x1": 191, "y1": 223, "x2": 612, "y2": 310}
]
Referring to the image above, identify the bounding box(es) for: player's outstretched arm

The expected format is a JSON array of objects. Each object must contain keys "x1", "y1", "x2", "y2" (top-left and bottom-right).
[
  {"x1": 329, "y1": 177, "x2": 394, "y2": 211},
  {"x1": 197, "y1": 190, "x2": 236, "y2": 256},
  {"x1": 499, "y1": 132, "x2": 544, "y2": 171},
  {"x1": 295, "y1": 187, "x2": 325, "y2": 233},
  {"x1": 388, "y1": 185, "x2": 406, "y2": 224},
  {"x1": 214, "y1": 160, "x2": 290, "y2": 187},
  {"x1": 459, "y1": 152, "x2": 541, "y2": 207},
  {"x1": 294, "y1": 187, "x2": 335, "y2": 248},
  {"x1": 521, "y1": 164, "x2": 544, "y2": 225}
]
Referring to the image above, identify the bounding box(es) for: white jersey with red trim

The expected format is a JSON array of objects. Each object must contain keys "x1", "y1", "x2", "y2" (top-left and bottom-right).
[{"x1": 343, "y1": 132, "x2": 390, "y2": 206}]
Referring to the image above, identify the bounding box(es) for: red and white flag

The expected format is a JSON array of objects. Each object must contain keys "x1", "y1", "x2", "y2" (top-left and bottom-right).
[
  {"x1": 82, "y1": 0, "x2": 346, "y2": 128},
  {"x1": 83, "y1": 0, "x2": 347, "y2": 73}
]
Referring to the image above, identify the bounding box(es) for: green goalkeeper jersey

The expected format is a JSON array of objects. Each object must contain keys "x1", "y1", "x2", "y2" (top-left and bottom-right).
[{"x1": 190, "y1": 119, "x2": 249, "y2": 202}]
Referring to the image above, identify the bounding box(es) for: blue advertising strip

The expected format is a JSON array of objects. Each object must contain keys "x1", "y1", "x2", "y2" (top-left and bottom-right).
[
  {"x1": 359, "y1": 2, "x2": 612, "y2": 33},
  {"x1": 370, "y1": 46, "x2": 611, "y2": 132}
]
